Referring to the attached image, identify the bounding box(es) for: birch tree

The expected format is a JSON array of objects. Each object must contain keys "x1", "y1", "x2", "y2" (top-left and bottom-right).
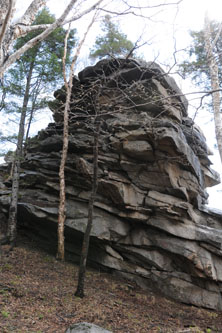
[
  {"x1": 179, "y1": 20, "x2": 222, "y2": 92},
  {"x1": 204, "y1": 14, "x2": 222, "y2": 164},
  {"x1": 57, "y1": 15, "x2": 97, "y2": 261}
]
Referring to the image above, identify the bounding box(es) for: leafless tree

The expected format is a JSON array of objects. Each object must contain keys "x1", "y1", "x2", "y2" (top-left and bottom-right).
[
  {"x1": 75, "y1": 83, "x2": 101, "y2": 298},
  {"x1": 57, "y1": 15, "x2": 97, "y2": 261},
  {"x1": 204, "y1": 14, "x2": 222, "y2": 164}
]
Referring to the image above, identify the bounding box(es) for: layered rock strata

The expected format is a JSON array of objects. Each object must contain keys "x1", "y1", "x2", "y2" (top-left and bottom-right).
[{"x1": 1, "y1": 59, "x2": 222, "y2": 310}]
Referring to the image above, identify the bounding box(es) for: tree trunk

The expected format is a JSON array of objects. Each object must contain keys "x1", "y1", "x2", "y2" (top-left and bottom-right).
[
  {"x1": 24, "y1": 79, "x2": 40, "y2": 150},
  {"x1": 57, "y1": 14, "x2": 96, "y2": 261},
  {"x1": 56, "y1": 82, "x2": 71, "y2": 261},
  {"x1": 24, "y1": 105, "x2": 34, "y2": 149},
  {"x1": 204, "y1": 15, "x2": 222, "y2": 164},
  {"x1": 75, "y1": 119, "x2": 100, "y2": 298},
  {"x1": 56, "y1": 25, "x2": 72, "y2": 262},
  {"x1": 7, "y1": 61, "x2": 34, "y2": 247}
]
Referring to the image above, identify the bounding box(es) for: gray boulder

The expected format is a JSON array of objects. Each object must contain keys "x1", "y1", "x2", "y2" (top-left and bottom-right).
[{"x1": 65, "y1": 322, "x2": 112, "y2": 333}]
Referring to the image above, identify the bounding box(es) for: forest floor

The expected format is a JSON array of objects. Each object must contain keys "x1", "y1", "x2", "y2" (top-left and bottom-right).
[{"x1": 0, "y1": 233, "x2": 222, "y2": 333}]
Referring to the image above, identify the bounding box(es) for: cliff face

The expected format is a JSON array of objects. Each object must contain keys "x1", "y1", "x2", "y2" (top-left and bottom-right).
[{"x1": 1, "y1": 58, "x2": 222, "y2": 310}]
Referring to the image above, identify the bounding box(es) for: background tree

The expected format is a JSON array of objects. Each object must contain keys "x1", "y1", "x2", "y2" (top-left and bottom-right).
[
  {"x1": 179, "y1": 20, "x2": 222, "y2": 89},
  {"x1": 90, "y1": 15, "x2": 134, "y2": 60},
  {"x1": 203, "y1": 15, "x2": 222, "y2": 164},
  {"x1": 5, "y1": 8, "x2": 76, "y2": 247},
  {"x1": 179, "y1": 17, "x2": 222, "y2": 165}
]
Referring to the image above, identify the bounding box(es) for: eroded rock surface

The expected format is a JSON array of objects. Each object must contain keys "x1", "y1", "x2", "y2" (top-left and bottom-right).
[{"x1": 1, "y1": 59, "x2": 222, "y2": 310}]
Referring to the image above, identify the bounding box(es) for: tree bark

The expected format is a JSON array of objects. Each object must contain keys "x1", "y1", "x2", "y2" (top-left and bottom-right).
[
  {"x1": 56, "y1": 25, "x2": 72, "y2": 261},
  {"x1": 24, "y1": 103, "x2": 35, "y2": 148},
  {"x1": 57, "y1": 15, "x2": 96, "y2": 261},
  {"x1": 7, "y1": 61, "x2": 34, "y2": 247},
  {"x1": 57, "y1": 81, "x2": 71, "y2": 261},
  {"x1": 17, "y1": 0, "x2": 46, "y2": 26},
  {"x1": 204, "y1": 14, "x2": 222, "y2": 164},
  {"x1": 75, "y1": 119, "x2": 100, "y2": 298},
  {"x1": 0, "y1": 0, "x2": 16, "y2": 67},
  {"x1": 0, "y1": 0, "x2": 15, "y2": 42},
  {"x1": 24, "y1": 77, "x2": 41, "y2": 148}
]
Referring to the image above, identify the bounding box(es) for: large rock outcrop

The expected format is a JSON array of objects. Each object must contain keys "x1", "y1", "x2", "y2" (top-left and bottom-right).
[{"x1": 1, "y1": 58, "x2": 222, "y2": 310}]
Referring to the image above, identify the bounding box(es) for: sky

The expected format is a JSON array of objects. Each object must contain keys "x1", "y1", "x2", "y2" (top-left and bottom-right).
[{"x1": 2, "y1": 0, "x2": 222, "y2": 208}]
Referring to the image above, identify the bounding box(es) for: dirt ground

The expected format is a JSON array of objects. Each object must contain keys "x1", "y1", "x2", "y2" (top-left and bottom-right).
[{"x1": 0, "y1": 233, "x2": 222, "y2": 333}]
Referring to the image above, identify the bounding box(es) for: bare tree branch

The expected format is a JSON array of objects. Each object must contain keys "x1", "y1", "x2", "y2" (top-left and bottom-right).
[
  {"x1": 0, "y1": 0, "x2": 106, "y2": 76},
  {"x1": 0, "y1": 0, "x2": 78, "y2": 76},
  {"x1": 8, "y1": 0, "x2": 104, "y2": 39},
  {"x1": 13, "y1": 24, "x2": 51, "y2": 38},
  {"x1": 63, "y1": 0, "x2": 103, "y2": 25},
  {"x1": 121, "y1": 0, "x2": 183, "y2": 9}
]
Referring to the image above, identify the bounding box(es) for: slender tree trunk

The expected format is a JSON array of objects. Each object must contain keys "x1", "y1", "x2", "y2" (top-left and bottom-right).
[
  {"x1": 7, "y1": 61, "x2": 34, "y2": 247},
  {"x1": 24, "y1": 82, "x2": 39, "y2": 149},
  {"x1": 24, "y1": 74, "x2": 42, "y2": 154},
  {"x1": 23, "y1": 100, "x2": 35, "y2": 156},
  {"x1": 75, "y1": 119, "x2": 100, "y2": 298},
  {"x1": 56, "y1": 25, "x2": 72, "y2": 261},
  {"x1": 204, "y1": 14, "x2": 222, "y2": 164},
  {"x1": 24, "y1": 106, "x2": 34, "y2": 148},
  {"x1": 57, "y1": 81, "x2": 71, "y2": 261},
  {"x1": 57, "y1": 15, "x2": 96, "y2": 261}
]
